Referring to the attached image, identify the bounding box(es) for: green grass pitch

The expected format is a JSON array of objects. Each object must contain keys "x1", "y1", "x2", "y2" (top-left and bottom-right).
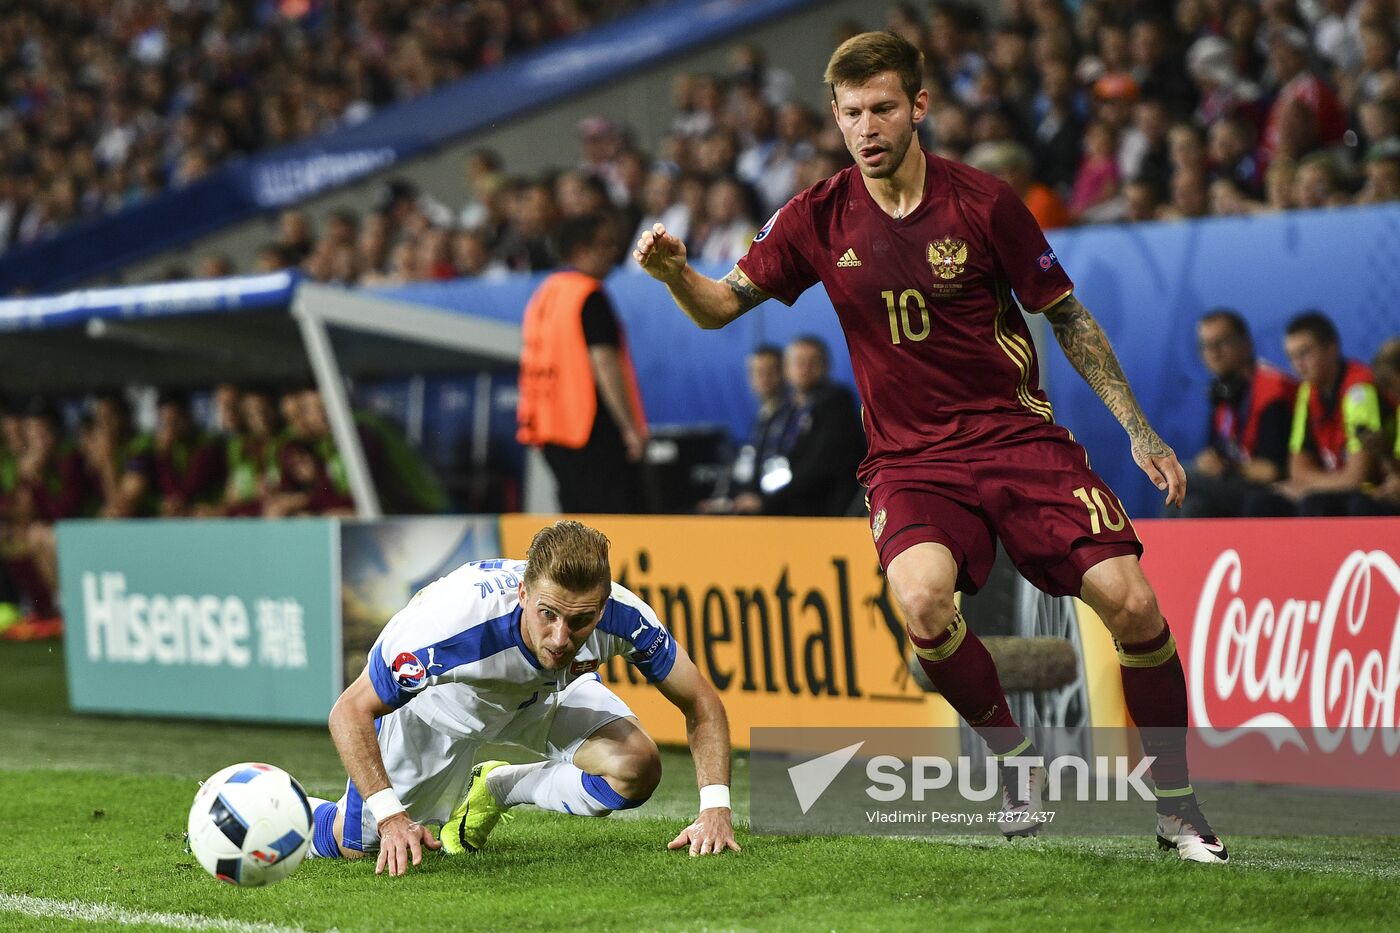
[{"x1": 1, "y1": 639, "x2": 1395, "y2": 932}]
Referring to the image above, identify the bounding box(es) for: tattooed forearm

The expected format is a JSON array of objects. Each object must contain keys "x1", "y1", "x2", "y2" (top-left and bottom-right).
[
  {"x1": 1044, "y1": 294, "x2": 1168, "y2": 455},
  {"x1": 722, "y1": 266, "x2": 769, "y2": 314}
]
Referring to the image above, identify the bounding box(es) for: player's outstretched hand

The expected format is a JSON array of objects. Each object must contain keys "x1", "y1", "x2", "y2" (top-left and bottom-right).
[
  {"x1": 667, "y1": 809, "x2": 741, "y2": 856},
  {"x1": 375, "y1": 812, "x2": 441, "y2": 877},
  {"x1": 634, "y1": 223, "x2": 687, "y2": 284},
  {"x1": 1132, "y1": 430, "x2": 1187, "y2": 508}
]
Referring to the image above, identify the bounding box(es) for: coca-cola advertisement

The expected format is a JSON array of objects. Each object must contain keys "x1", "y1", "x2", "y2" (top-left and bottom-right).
[{"x1": 1138, "y1": 518, "x2": 1400, "y2": 791}]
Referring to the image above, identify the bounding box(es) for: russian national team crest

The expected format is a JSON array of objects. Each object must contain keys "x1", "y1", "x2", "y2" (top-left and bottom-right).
[
  {"x1": 871, "y1": 509, "x2": 887, "y2": 542},
  {"x1": 392, "y1": 651, "x2": 429, "y2": 692},
  {"x1": 927, "y1": 237, "x2": 968, "y2": 280}
]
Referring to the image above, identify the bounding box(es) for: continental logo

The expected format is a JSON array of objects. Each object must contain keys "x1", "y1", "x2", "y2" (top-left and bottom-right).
[{"x1": 605, "y1": 549, "x2": 912, "y2": 698}]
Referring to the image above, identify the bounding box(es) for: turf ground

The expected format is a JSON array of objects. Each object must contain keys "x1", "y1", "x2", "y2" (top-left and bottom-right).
[{"x1": 1, "y1": 639, "x2": 1396, "y2": 932}]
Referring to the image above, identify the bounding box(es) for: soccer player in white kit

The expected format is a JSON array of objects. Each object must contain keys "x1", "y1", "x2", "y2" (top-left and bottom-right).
[{"x1": 305, "y1": 520, "x2": 738, "y2": 875}]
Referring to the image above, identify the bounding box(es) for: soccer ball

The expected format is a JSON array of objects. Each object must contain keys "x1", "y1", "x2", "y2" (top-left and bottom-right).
[{"x1": 186, "y1": 762, "x2": 314, "y2": 886}]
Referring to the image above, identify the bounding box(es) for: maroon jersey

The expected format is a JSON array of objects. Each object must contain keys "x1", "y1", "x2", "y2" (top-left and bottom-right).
[{"x1": 738, "y1": 150, "x2": 1074, "y2": 487}]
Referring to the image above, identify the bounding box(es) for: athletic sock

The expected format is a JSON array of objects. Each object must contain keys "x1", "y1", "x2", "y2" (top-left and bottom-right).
[
  {"x1": 486, "y1": 761, "x2": 648, "y2": 816},
  {"x1": 908, "y1": 610, "x2": 1029, "y2": 757},
  {"x1": 1116, "y1": 622, "x2": 1191, "y2": 795},
  {"x1": 307, "y1": 798, "x2": 340, "y2": 859}
]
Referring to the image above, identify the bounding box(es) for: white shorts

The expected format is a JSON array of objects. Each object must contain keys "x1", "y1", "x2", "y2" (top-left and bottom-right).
[{"x1": 337, "y1": 673, "x2": 634, "y2": 852}]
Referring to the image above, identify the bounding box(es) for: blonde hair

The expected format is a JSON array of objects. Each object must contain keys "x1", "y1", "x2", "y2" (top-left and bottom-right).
[
  {"x1": 523, "y1": 520, "x2": 612, "y2": 594},
  {"x1": 824, "y1": 31, "x2": 924, "y2": 105}
]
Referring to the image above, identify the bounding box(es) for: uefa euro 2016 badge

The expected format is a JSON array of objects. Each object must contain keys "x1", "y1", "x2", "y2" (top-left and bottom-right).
[
  {"x1": 872, "y1": 508, "x2": 888, "y2": 542},
  {"x1": 392, "y1": 651, "x2": 429, "y2": 692},
  {"x1": 928, "y1": 237, "x2": 968, "y2": 280}
]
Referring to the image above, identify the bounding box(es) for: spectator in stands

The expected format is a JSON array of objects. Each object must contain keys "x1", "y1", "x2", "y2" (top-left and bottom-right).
[
  {"x1": 1030, "y1": 57, "x2": 1085, "y2": 194},
  {"x1": 81, "y1": 391, "x2": 153, "y2": 519},
  {"x1": 496, "y1": 182, "x2": 557, "y2": 272},
  {"x1": 0, "y1": 398, "x2": 18, "y2": 629},
  {"x1": 1186, "y1": 34, "x2": 1263, "y2": 129},
  {"x1": 197, "y1": 255, "x2": 236, "y2": 279},
  {"x1": 209, "y1": 383, "x2": 241, "y2": 438},
  {"x1": 1355, "y1": 338, "x2": 1400, "y2": 514},
  {"x1": 1120, "y1": 98, "x2": 1174, "y2": 197},
  {"x1": 517, "y1": 213, "x2": 649, "y2": 514},
  {"x1": 221, "y1": 386, "x2": 284, "y2": 517},
  {"x1": 1293, "y1": 153, "x2": 1346, "y2": 209},
  {"x1": 452, "y1": 229, "x2": 508, "y2": 280},
  {"x1": 698, "y1": 344, "x2": 792, "y2": 514},
  {"x1": 0, "y1": 398, "x2": 21, "y2": 524},
  {"x1": 1261, "y1": 26, "x2": 1347, "y2": 166},
  {"x1": 265, "y1": 389, "x2": 356, "y2": 518},
  {"x1": 278, "y1": 210, "x2": 316, "y2": 265},
  {"x1": 8, "y1": 400, "x2": 87, "y2": 622},
  {"x1": 1070, "y1": 121, "x2": 1122, "y2": 222},
  {"x1": 1358, "y1": 99, "x2": 1400, "y2": 155},
  {"x1": 1208, "y1": 116, "x2": 1263, "y2": 198},
  {"x1": 152, "y1": 390, "x2": 227, "y2": 517},
  {"x1": 1176, "y1": 309, "x2": 1298, "y2": 518},
  {"x1": 459, "y1": 149, "x2": 506, "y2": 231},
  {"x1": 1358, "y1": 143, "x2": 1400, "y2": 204},
  {"x1": 695, "y1": 178, "x2": 758, "y2": 265},
  {"x1": 729, "y1": 336, "x2": 864, "y2": 517},
  {"x1": 632, "y1": 168, "x2": 684, "y2": 250},
  {"x1": 1123, "y1": 178, "x2": 1162, "y2": 222},
  {"x1": 1276, "y1": 311, "x2": 1384, "y2": 516},
  {"x1": 967, "y1": 141, "x2": 1071, "y2": 230}
]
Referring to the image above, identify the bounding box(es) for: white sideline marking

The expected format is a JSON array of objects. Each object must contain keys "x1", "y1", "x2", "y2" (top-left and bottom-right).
[{"x1": 0, "y1": 893, "x2": 333, "y2": 933}]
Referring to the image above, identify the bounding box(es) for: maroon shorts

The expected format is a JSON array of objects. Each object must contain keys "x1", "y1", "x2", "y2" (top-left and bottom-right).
[{"x1": 867, "y1": 432, "x2": 1143, "y2": 598}]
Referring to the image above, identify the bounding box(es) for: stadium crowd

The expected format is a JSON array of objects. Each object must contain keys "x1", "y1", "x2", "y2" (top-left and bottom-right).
[
  {"x1": 0, "y1": 0, "x2": 653, "y2": 254},
  {"x1": 140, "y1": 0, "x2": 1400, "y2": 287},
  {"x1": 0, "y1": 383, "x2": 448, "y2": 634}
]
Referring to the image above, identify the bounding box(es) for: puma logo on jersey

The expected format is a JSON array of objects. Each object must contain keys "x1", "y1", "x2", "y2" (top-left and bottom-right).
[{"x1": 836, "y1": 248, "x2": 862, "y2": 268}]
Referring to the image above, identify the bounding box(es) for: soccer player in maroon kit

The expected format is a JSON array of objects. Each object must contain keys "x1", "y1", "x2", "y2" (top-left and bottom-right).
[{"x1": 636, "y1": 32, "x2": 1226, "y2": 864}]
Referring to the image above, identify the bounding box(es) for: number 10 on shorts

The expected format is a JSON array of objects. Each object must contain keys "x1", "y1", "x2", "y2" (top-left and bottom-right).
[{"x1": 1072, "y1": 486, "x2": 1126, "y2": 534}]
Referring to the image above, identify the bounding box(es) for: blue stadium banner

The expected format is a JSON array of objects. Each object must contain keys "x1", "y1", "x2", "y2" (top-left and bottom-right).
[
  {"x1": 58, "y1": 519, "x2": 341, "y2": 724},
  {"x1": 0, "y1": 272, "x2": 297, "y2": 333}
]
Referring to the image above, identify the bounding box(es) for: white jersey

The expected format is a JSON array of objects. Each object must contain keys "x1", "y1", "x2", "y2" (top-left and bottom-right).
[
  {"x1": 366, "y1": 559, "x2": 676, "y2": 728},
  {"x1": 344, "y1": 559, "x2": 677, "y2": 838}
]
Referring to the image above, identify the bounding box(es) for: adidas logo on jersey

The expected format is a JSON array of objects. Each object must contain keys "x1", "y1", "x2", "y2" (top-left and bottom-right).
[{"x1": 836, "y1": 248, "x2": 862, "y2": 268}]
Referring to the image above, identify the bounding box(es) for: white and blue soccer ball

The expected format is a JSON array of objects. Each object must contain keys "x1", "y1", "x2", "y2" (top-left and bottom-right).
[{"x1": 186, "y1": 762, "x2": 313, "y2": 887}]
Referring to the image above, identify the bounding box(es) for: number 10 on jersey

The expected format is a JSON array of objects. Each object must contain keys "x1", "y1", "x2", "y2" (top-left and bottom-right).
[{"x1": 882, "y1": 289, "x2": 931, "y2": 345}]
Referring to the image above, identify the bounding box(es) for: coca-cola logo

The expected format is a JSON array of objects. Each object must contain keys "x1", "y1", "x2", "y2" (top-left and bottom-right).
[{"x1": 1189, "y1": 549, "x2": 1400, "y2": 754}]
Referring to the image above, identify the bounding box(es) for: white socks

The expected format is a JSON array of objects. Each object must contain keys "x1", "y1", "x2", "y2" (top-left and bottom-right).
[{"x1": 486, "y1": 761, "x2": 632, "y2": 816}]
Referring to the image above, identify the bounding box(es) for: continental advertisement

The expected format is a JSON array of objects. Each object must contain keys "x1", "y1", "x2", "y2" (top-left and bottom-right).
[{"x1": 499, "y1": 515, "x2": 961, "y2": 744}]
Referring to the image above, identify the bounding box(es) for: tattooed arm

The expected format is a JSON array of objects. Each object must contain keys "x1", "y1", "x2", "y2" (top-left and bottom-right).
[
  {"x1": 1042, "y1": 293, "x2": 1187, "y2": 507},
  {"x1": 633, "y1": 222, "x2": 769, "y2": 329}
]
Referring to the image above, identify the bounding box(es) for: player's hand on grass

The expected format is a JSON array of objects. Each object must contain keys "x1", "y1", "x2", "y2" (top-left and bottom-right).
[
  {"x1": 634, "y1": 223, "x2": 687, "y2": 284},
  {"x1": 667, "y1": 809, "x2": 741, "y2": 856},
  {"x1": 375, "y1": 812, "x2": 441, "y2": 877},
  {"x1": 1131, "y1": 430, "x2": 1186, "y2": 508}
]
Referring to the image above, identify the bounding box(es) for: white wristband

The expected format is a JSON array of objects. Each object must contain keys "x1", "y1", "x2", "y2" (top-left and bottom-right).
[
  {"x1": 366, "y1": 788, "x2": 408, "y2": 825},
  {"x1": 699, "y1": 784, "x2": 730, "y2": 811}
]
